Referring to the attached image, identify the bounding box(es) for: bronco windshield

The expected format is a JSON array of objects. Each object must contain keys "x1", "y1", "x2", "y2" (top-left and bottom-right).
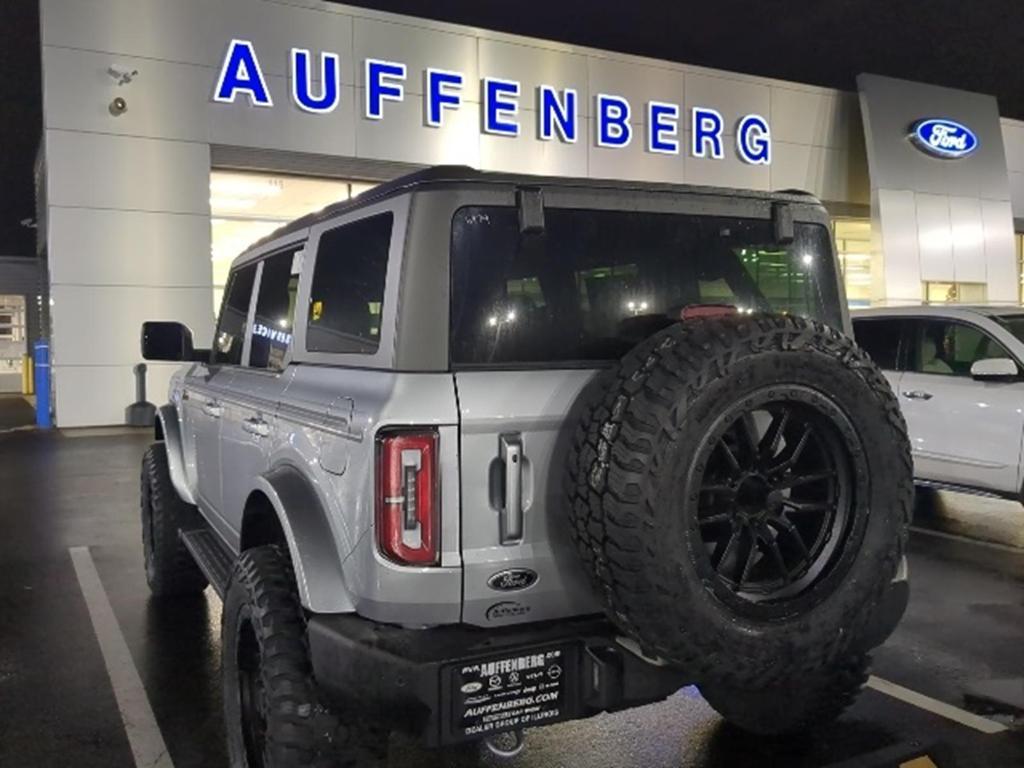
[{"x1": 450, "y1": 205, "x2": 842, "y2": 366}]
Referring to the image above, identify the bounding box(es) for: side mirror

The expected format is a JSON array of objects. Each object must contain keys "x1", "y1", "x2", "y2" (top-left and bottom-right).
[
  {"x1": 970, "y1": 357, "x2": 1018, "y2": 380},
  {"x1": 141, "y1": 321, "x2": 197, "y2": 362}
]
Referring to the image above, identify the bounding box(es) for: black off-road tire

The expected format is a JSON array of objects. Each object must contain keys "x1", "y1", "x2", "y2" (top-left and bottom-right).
[
  {"x1": 141, "y1": 442, "x2": 208, "y2": 596},
  {"x1": 699, "y1": 654, "x2": 871, "y2": 735},
  {"x1": 222, "y1": 545, "x2": 388, "y2": 768},
  {"x1": 566, "y1": 315, "x2": 912, "y2": 689}
]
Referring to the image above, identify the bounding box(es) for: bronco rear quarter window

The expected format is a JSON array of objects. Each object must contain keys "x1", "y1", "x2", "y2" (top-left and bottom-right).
[
  {"x1": 306, "y1": 212, "x2": 393, "y2": 355},
  {"x1": 449, "y1": 205, "x2": 842, "y2": 366}
]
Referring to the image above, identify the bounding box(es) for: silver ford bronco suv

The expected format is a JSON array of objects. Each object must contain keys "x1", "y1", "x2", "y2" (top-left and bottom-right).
[{"x1": 140, "y1": 166, "x2": 912, "y2": 767}]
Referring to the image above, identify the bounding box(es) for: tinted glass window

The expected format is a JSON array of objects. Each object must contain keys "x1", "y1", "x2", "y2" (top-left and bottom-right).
[
  {"x1": 307, "y1": 213, "x2": 393, "y2": 354},
  {"x1": 852, "y1": 319, "x2": 901, "y2": 370},
  {"x1": 250, "y1": 248, "x2": 302, "y2": 372},
  {"x1": 450, "y1": 206, "x2": 842, "y2": 365},
  {"x1": 213, "y1": 263, "x2": 257, "y2": 365},
  {"x1": 910, "y1": 320, "x2": 1012, "y2": 376}
]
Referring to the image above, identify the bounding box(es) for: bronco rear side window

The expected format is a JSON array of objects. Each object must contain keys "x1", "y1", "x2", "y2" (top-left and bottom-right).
[
  {"x1": 450, "y1": 206, "x2": 842, "y2": 366},
  {"x1": 307, "y1": 213, "x2": 393, "y2": 355}
]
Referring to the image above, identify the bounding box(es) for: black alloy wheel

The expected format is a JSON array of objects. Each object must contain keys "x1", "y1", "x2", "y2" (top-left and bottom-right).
[{"x1": 694, "y1": 396, "x2": 854, "y2": 606}]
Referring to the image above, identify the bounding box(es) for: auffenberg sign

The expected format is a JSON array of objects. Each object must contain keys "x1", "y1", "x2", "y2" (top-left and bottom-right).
[{"x1": 213, "y1": 40, "x2": 773, "y2": 165}]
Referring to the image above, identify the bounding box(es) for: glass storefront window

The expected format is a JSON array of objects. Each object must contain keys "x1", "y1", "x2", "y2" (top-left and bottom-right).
[
  {"x1": 923, "y1": 281, "x2": 987, "y2": 304},
  {"x1": 209, "y1": 170, "x2": 376, "y2": 314},
  {"x1": 833, "y1": 218, "x2": 872, "y2": 308}
]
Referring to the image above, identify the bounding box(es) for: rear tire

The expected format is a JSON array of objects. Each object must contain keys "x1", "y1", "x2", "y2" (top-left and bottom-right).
[
  {"x1": 699, "y1": 654, "x2": 871, "y2": 735},
  {"x1": 222, "y1": 545, "x2": 387, "y2": 768},
  {"x1": 141, "y1": 442, "x2": 208, "y2": 596},
  {"x1": 566, "y1": 316, "x2": 912, "y2": 687}
]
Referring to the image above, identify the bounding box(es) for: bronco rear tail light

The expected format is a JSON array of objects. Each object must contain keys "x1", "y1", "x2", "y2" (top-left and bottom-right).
[{"x1": 376, "y1": 430, "x2": 440, "y2": 566}]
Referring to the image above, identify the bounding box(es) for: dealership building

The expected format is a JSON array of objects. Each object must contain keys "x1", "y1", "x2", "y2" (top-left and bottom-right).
[{"x1": 21, "y1": 0, "x2": 1024, "y2": 426}]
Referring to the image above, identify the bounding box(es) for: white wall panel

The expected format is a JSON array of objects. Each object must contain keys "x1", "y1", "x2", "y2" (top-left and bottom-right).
[
  {"x1": 480, "y1": 116, "x2": 589, "y2": 176},
  {"x1": 770, "y1": 143, "x2": 856, "y2": 202},
  {"x1": 683, "y1": 133, "x2": 769, "y2": 190},
  {"x1": 1010, "y1": 171, "x2": 1024, "y2": 220},
  {"x1": 481, "y1": 40, "x2": 588, "y2": 116},
  {"x1": 48, "y1": 208, "x2": 211, "y2": 288},
  {"x1": 981, "y1": 199, "x2": 1019, "y2": 304},
  {"x1": 46, "y1": 130, "x2": 210, "y2": 215},
  {"x1": 770, "y1": 88, "x2": 854, "y2": 150},
  {"x1": 53, "y1": 363, "x2": 181, "y2": 428},
  {"x1": 877, "y1": 189, "x2": 922, "y2": 305},
  {"x1": 208, "y1": 77, "x2": 357, "y2": 156},
  {"x1": 50, "y1": 285, "x2": 215, "y2": 367},
  {"x1": 1001, "y1": 119, "x2": 1024, "y2": 174},
  {"x1": 684, "y1": 73, "x2": 770, "y2": 135},
  {"x1": 588, "y1": 133, "x2": 685, "y2": 184},
  {"x1": 41, "y1": 0, "x2": 357, "y2": 82},
  {"x1": 587, "y1": 58, "x2": 684, "y2": 116},
  {"x1": 948, "y1": 196, "x2": 986, "y2": 283},
  {"x1": 354, "y1": 93, "x2": 479, "y2": 166},
  {"x1": 915, "y1": 194, "x2": 954, "y2": 283},
  {"x1": 353, "y1": 17, "x2": 478, "y2": 94}
]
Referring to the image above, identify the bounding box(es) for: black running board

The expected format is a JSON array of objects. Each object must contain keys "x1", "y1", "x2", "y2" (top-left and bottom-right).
[{"x1": 180, "y1": 529, "x2": 236, "y2": 598}]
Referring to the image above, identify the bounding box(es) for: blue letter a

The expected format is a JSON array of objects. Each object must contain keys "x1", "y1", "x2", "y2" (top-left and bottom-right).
[{"x1": 214, "y1": 39, "x2": 273, "y2": 107}]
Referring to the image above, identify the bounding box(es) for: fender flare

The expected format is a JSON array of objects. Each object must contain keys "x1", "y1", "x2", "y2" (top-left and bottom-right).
[
  {"x1": 254, "y1": 465, "x2": 356, "y2": 614},
  {"x1": 156, "y1": 404, "x2": 196, "y2": 505}
]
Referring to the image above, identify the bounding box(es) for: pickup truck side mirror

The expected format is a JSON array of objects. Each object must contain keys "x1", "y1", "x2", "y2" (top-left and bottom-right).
[
  {"x1": 141, "y1": 321, "x2": 205, "y2": 362},
  {"x1": 970, "y1": 357, "x2": 1018, "y2": 380}
]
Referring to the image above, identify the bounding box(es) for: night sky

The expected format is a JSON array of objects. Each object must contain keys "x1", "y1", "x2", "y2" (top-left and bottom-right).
[{"x1": 1, "y1": 0, "x2": 1022, "y2": 257}]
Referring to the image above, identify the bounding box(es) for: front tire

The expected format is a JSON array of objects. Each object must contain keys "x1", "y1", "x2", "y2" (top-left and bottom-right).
[
  {"x1": 141, "y1": 442, "x2": 208, "y2": 596},
  {"x1": 222, "y1": 545, "x2": 387, "y2": 768}
]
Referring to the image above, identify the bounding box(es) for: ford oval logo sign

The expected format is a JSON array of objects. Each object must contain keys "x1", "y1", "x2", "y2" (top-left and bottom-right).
[
  {"x1": 487, "y1": 569, "x2": 538, "y2": 592},
  {"x1": 910, "y1": 118, "x2": 979, "y2": 159}
]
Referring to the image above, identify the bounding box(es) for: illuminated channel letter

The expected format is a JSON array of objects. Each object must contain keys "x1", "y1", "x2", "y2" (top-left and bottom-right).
[
  {"x1": 290, "y1": 48, "x2": 341, "y2": 114},
  {"x1": 538, "y1": 86, "x2": 578, "y2": 143},
  {"x1": 425, "y1": 69, "x2": 464, "y2": 127},
  {"x1": 482, "y1": 78, "x2": 521, "y2": 136},
  {"x1": 365, "y1": 59, "x2": 406, "y2": 120},
  {"x1": 647, "y1": 101, "x2": 680, "y2": 154},
  {"x1": 737, "y1": 114, "x2": 772, "y2": 165},
  {"x1": 596, "y1": 94, "x2": 632, "y2": 148},
  {"x1": 692, "y1": 107, "x2": 725, "y2": 159},
  {"x1": 214, "y1": 39, "x2": 273, "y2": 107}
]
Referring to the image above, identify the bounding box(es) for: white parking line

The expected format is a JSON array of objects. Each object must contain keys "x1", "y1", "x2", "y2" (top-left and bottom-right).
[
  {"x1": 69, "y1": 546, "x2": 175, "y2": 768},
  {"x1": 867, "y1": 675, "x2": 1008, "y2": 734}
]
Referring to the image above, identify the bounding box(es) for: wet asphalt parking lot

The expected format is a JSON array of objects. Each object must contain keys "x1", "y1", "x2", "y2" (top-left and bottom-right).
[{"x1": 2, "y1": 429, "x2": 1024, "y2": 767}]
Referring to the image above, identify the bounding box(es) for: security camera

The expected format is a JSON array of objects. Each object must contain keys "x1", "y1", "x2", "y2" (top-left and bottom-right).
[{"x1": 109, "y1": 97, "x2": 127, "y2": 116}]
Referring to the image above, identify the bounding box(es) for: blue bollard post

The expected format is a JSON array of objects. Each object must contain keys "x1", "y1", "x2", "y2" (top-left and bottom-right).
[{"x1": 33, "y1": 341, "x2": 52, "y2": 429}]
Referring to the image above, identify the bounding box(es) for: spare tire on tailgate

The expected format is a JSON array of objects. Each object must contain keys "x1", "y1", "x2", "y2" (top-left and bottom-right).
[{"x1": 565, "y1": 315, "x2": 911, "y2": 691}]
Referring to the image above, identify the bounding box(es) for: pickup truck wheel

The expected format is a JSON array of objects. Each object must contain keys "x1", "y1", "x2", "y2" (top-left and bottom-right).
[
  {"x1": 141, "y1": 442, "x2": 208, "y2": 596},
  {"x1": 566, "y1": 315, "x2": 911, "y2": 688},
  {"x1": 222, "y1": 545, "x2": 387, "y2": 768},
  {"x1": 699, "y1": 654, "x2": 871, "y2": 735}
]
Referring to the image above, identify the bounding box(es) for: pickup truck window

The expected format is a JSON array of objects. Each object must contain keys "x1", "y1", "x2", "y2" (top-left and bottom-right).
[
  {"x1": 307, "y1": 213, "x2": 393, "y2": 355},
  {"x1": 852, "y1": 318, "x2": 902, "y2": 370},
  {"x1": 250, "y1": 248, "x2": 301, "y2": 372},
  {"x1": 909, "y1": 319, "x2": 1011, "y2": 376},
  {"x1": 213, "y1": 263, "x2": 257, "y2": 365},
  {"x1": 450, "y1": 206, "x2": 841, "y2": 365}
]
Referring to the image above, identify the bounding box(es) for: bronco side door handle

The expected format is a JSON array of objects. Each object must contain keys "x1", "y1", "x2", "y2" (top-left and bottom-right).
[
  {"x1": 499, "y1": 433, "x2": 524, "y2": 544},
  {"x1": 202, "y1": 400, "x2": 223, "y2": 418}
]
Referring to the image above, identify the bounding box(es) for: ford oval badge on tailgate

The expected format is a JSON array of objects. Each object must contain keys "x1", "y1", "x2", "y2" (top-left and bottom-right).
[
  {"x1": 487, "y1": 568, "x2": 538, "y2": 592},
  {"x1": 910, "y1": 118, "x2": 979, "y2": 159}
]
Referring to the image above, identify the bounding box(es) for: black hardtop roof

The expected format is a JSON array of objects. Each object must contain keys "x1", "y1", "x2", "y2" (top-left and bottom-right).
[{"x1": 247, "y1": 165, "x2": 821, "y2": 255}]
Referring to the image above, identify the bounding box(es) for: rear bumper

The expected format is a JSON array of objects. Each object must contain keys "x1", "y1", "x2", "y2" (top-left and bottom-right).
[{"x1": 307, "y1": 614, "x2": 689, "y2": 747}]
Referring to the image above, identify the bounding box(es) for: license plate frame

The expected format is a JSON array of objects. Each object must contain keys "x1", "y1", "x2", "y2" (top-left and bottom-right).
[{"x1": 442, "y1": 643, "x2": 577, "y2": 742}]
